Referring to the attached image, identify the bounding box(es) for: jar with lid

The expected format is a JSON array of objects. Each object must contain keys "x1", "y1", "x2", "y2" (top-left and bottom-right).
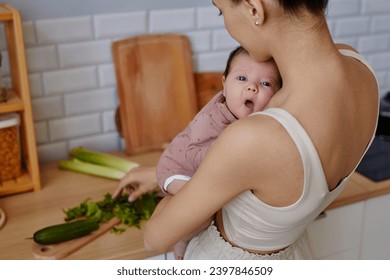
[{"x1": 0, "y1": 113, "x2": 22, "y2": 182}]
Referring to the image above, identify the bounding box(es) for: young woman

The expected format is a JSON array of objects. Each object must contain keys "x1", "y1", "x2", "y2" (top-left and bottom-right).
[{"x1": 114, "y1": 0, "x2": 379, "y2": 259}]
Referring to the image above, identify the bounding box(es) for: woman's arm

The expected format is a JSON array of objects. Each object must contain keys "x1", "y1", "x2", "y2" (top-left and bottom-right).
[{"x1": 143, "y1": 116, "x2": 277, "y2": 253}]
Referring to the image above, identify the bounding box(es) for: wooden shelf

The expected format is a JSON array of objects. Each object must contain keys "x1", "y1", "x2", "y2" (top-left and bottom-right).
[
  {"x1": 0, "y1": 5, "x2": 13, "y2": 21},
  {"x1": 0, "y1": 172, "x2": 34, "y2": 196},
  {"x1": 0, "y1": 90, "x2": 24, "y2": 113},
  {"x1": 0, "y1": 4, "x2": 41, "y2": 196}
]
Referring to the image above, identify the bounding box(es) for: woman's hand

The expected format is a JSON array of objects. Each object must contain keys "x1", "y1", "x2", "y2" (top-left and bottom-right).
[{"x1": 113, "y1": 166, "x2": 159, "y2": 202}]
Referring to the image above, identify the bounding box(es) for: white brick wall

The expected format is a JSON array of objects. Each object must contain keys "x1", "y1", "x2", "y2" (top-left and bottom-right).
[
  {"x1": 1, "y1": 1, "x2": 389, "y2": 163},
  {"x1": 35, "y1": 16, "x2": 93, "y2": 44},
  {"x1": 94, "y1": 11, "x2": 147, "y2": 39}
]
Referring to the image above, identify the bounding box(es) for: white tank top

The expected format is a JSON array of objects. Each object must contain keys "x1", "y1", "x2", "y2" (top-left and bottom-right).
[{"x1": 221, "y1": 50, "x2": 379, "y2": 251}]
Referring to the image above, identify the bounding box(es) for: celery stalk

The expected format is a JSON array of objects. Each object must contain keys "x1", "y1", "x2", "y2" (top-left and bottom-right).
[
  {"x1": 58, "y1": 159, "x2": 126, "y2": 180},
  {"x1": 69, "y1": 147, "x2": 139, "y2": 173}
]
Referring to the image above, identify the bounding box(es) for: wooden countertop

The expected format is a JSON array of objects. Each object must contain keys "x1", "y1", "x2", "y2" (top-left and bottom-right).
[
  {"x1": 0, "y1": 151, "x2": 161, "y2": 260},
  {"x1": 0, "y1": 150, "x2": 389, "y2": 260}
]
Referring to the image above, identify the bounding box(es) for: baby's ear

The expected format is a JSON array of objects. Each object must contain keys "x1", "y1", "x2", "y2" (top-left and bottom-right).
[{"x1": 222, "y1": 76, "x2": 227, "y2": 93}]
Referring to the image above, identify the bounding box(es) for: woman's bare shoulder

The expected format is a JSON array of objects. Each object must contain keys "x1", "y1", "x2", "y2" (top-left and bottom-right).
[{"x1": 210, "y1": 114, "x2": 300, "y2": 185}]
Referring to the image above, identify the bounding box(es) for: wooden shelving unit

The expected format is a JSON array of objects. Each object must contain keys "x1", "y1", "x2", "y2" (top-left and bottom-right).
[{"x1": 0, "y1": 4, "x2": 40, "y2": 196}]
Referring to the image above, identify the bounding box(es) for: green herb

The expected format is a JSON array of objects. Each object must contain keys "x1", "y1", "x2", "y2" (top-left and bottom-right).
[{"x1": 63, "y1": 192, "x2": 159, "y2": 233}]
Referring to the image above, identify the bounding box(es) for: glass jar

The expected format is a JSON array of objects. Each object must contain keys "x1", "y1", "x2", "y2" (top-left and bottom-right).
[{"x1": 0, "y1": 113, "x2": 22, "y2": 182}]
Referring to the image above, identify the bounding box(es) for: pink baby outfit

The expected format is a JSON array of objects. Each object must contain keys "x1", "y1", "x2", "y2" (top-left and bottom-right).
[{"x1": 156, "y1": 91, "x2": 237, "y2": 192}]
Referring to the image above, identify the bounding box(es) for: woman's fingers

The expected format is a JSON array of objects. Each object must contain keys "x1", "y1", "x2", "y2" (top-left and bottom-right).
[{"x1": 113, "y1": 166, "x2": 159, "y2": 201}]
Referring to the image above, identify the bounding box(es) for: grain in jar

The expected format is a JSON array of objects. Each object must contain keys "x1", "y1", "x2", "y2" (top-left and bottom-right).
[{"x1": 0, "y1": 113, "x2": 22, "y2": 182}]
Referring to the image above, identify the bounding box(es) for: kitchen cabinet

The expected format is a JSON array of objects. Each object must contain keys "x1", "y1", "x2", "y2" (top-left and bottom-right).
[
  {"x1": 360, "y1": 193, "x2": 390, "y2": 259},
  {"x1": 308, "y1": 192, "x2": 390, "y2": 260},
  {"x1": 0, "y1": 4, "x2": 40, "y2": 195},
  {"x1": 307, "y1": 202, "x2": 365, "y2": 260}
]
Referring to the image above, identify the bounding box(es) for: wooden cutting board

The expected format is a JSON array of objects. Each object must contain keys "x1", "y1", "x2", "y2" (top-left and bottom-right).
[
  {"x1": 112, "y1": 34, "x2": 198, "y2": 155},
  {"x1": 32, "y1": 218, "x2": 121, "y2": 260}
]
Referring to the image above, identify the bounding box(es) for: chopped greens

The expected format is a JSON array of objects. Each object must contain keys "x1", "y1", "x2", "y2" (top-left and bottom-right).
[{"x1": 63, "y1": 192, "x2": 159, "y2": 233}]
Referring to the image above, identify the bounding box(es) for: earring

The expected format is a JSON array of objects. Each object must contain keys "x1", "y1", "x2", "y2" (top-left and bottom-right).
[{"x1": 255, "y1": 20, "x2": 259, "y2": 26}]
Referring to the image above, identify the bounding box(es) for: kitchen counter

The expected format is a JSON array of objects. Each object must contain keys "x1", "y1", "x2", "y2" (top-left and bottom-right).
[{"x1": 0, "y1": 150, "x2": 390, "y2": 260}]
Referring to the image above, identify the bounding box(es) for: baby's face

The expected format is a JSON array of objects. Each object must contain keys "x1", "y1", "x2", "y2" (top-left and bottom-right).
[{"x1": 222, "y1": 54, "x2": 281, "y2": 119}]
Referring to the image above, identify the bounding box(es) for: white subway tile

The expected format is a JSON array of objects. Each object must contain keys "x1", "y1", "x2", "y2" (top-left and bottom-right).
[
  {"x1": 197, "y1": 7, "x2": 224, "y2": 29},
  {"x1": 34, "y1": 121, "x2": 49, "y2": 144},
  {"x1": 369, "y1": 52, "x2": 390, "y2": 70},
  {"x1": 29, "y1": 73, "x2": 44, "y2": 98},
  {"x1": 212, "y1": 29, "x2": 239, "y2": 51},
  {"x1": 371, "y1": 14, "x2": 390, "y2": 32},
  {"x1": 334, "y1": 37, "x2": 359, "y2": 50},
  {"x1": 358, "y1": 34, "x2": 390, "y2": 53},
  {"x1": 149, "y1": 8, "x2": 195, "y2": 33},
  {"x1": 36, "y1": 16, "x2": 93, "y2": 44},
  {"x1": 32, "y1": 96, "x2": 64, "y2": 121},
  {"x1": 387, "y1": 70, "x2": 390, "y2": 82},
  {"x1": 49, "y1": 114, "x2": 101, "y2": 141},
  {"x1": 98, "y1": 64, "x2": 116, "y2": 87},
  {"x1": 94, "y1": 11, "x2": 147, "y2": 39},
  {"x1": 37, "y1": 141, "x2": 69, "y2": 163},
  {"x1": 326, "y1": 19, "x2": 336, "y2": 36},
  {"x1": 58, "y1": 40, "x2": 112, "y2": 68},
  {"x1": 23, "y1": 21, "x2": 37, "y2": 47},
  {"x1": 69, "y1": 132, "x2": 120, "y2": 153},
  {"x1": 102, "y1": 110, "x2": 117, "y2": 133},
  {"x1": 376, "y1": 71, "x2": 386, "y2": 87},
  {"x1": 64, "y1": 87, "x2": 117, "y2": 115},
  {"x1": 26, "y1": 45, "x2": 58, "y2": 72},
  {"x1": 362, "y1": 0, "x2": 390, "y2": 14},
  {"x1": 43, "y1": 66, "x2": 98, "y2": 95},
  {"x1": 184, "y1": 31, "x2": 211, "y2": 53},
  {"x1": 327, "y1": 0, "x2": 360, "y2": 17},
  {"x1": 196, "y1": 51, "x2": 229, "y2": 72},
  {"x1": 334, "y1": 17, "x2": 371, "y2": 36}
]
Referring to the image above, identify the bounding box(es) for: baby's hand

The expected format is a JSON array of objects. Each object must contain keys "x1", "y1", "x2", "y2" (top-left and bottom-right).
[{"x1": 173, "y1": 240, "x2": 190, "y2": 260}]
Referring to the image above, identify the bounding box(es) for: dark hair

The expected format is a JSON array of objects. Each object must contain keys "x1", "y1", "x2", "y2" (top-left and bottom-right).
[
  {"x1": 223, "y1": 46, "x2": 249, "y2": 77},
  {"x1": 230, "y1": 0, "x2": 328, "y2": 15},
  {"x1": 277, "y1": 0, "x2": 328, "y2": 15}
]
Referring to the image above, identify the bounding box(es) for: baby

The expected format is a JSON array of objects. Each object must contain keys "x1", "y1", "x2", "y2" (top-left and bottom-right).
[{"x1": 156, "y1": 46, "x2": 282, "y2": 259}]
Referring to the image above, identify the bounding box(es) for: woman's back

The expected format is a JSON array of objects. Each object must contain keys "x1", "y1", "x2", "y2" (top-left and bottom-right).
[
  {"x1": 282, "y1": 47, "x2": 378, "y2": 192},
  {"x1": 250, "y1": 45, "x2": 379, "y2": 208}
]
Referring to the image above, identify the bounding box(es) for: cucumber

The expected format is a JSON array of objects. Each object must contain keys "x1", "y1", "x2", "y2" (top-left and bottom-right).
[{"x1": 33, "y1": 219, "x2": 99, "y2": 245}]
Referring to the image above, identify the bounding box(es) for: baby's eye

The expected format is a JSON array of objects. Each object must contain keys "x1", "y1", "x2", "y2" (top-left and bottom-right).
[
  {"x1": 237, "y1": 76, "x2": 247, "y2": 81},
  {"x1": 261, "y1": 81, "x2": 271, "y2": 87}
]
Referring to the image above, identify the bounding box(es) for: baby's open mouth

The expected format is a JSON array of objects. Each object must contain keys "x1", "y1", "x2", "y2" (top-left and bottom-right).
[{"x1": 245, "y1": 99, "x2": 254, "y2": 109}]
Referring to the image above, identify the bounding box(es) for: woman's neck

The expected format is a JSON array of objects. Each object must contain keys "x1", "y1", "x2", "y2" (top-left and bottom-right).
[{"x1": 269, "y1": 19, "x2": 339, "y2": 88}]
